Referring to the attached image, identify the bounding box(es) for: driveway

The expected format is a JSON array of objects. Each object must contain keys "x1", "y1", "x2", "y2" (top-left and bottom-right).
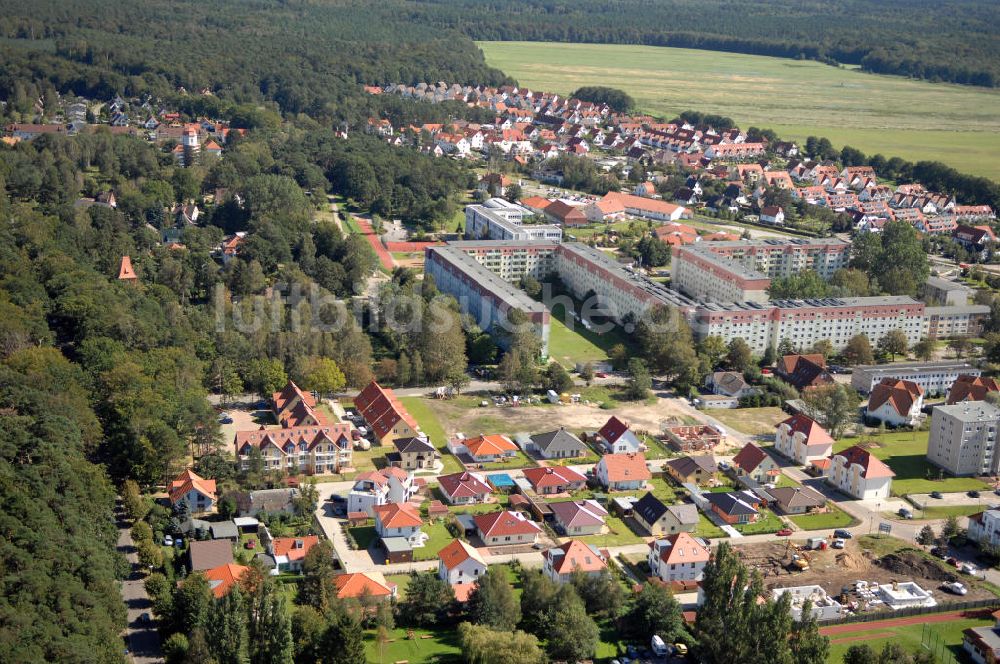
[{"x1": 116, "y1": 506, "x2": 163, "y2": 664}]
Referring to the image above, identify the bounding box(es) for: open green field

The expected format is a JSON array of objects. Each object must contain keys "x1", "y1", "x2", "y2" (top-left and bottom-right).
[
  {"x1": 547, "y1": 302, "x2": 625, "y2": 368},
  {"x1": 833, "y1": 431, "x2": 989, "y2": 495},
  {"x1": 480, "y1": 41, "x2": 1000, "y2": 180},
  {"x1": 788, "y1": 504, "x2": 857, "y2": 531},
  {"x1": 703, "y1": 406, "x2": 787, "y2": 437},
  {"x1": 823, "y1": 612, "x2": 993, "y2": 663}
]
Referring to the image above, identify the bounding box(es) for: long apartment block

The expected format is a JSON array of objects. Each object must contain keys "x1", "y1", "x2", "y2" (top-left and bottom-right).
[
  {"x1": 672, "y1": 238, "x2": 851, "y2": 303},
  {"x1": 465, "y1": 199, "x2": 563, "y2": 242}
]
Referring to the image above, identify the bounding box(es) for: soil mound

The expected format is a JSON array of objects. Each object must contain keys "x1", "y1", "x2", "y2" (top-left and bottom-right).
[{"x1": 877, "y1": 551, "x2": 957, "y2": 582}]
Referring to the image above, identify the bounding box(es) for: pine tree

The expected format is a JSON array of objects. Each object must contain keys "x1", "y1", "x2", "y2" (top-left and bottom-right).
[
  {"x1": 206, "y1": 585, "x2": 250, "y2": 664},
  {"x1": 788, "y1": 599, "x2": 830, "y2": 664},
  {"x1": 318, "y1": 610, "x2": 365, "y2": 664}
]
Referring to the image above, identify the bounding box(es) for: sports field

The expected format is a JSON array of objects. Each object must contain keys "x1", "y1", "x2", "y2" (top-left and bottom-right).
[
  {"x1": 479, "y1": 42, "x2": 1000, "y2": 180},
  {"x1": 821, "y1": 610, "x2": 994, "y2": 662}
]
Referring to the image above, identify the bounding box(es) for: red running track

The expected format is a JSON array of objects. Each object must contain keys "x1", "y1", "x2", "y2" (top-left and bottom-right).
[{"x1": 353, "y1": 217, "x2": 394, "y2": 271}]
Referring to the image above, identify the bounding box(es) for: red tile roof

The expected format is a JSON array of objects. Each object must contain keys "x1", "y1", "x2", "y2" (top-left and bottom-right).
[
  {"x1": 833, "y1": 445, "x2": 895, "y2": 479},
  {"x1": 204, "y1": 563, "x2": 249, "y2": 598},
  {"x1": 461, "y1": 434, "x2": 517, "y2": 457},
  {"x1": 732, "y1": 442, "x2": 774, "y2": 474},
  {"x1": 598, "y1": 416, "x2": 630, "y2": 445},
  {"x1": 271, "y1": 535, "x2": 319, "y2": 562},
  {"x1": 373, "y1": 502, "x2": 422, "y2": 529},
  {"x1": 947, "y1": 375, "x2": 1000, "y2": 405},
  {"x1": 779, "y1": 414, "x2": 833, "y2": 449},
  {"x1": 521, "y1": 466, "x2": 586, "y2": 491},
  {"x1": 438, "y1": 472, "x2": 492, "y2": 499},
  {"x1": 546, "y1": 539, "x2": 608, "y2": 574},
  {"x1": 473, "y1": 510, "x2": 542, "y2": 538},
  {"x1": 168, "y1": 469, "x2": 217, "y2": 505},
  {"x1": 868, "y1": 378, "x2": 923, "y2": 417},
  {"x1": 118, "y1": 255, "x2": 138, "y2": 281},
  {"x1": 654, "y1": 532, "x2": 711, "y2": 566},
  {"x1": 335, "y1": 572, "x2": 395, "y2": 599},
  {"x1": 598, "y1": 453, "x2": 651, "y2": 482},
  {"x1": 353, "y1": 381, "x2": 417, "y2": 440},
  {"x1": 437, "y1": 538, "x2": 486, "y2": 570}
]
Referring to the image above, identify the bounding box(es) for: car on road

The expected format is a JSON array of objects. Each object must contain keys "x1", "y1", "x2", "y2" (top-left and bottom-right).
[
  {"x1": 218, "y1": 413, "x2": 233, "y2": 424},
  {"x1": 833, "y1": 529, "x2": 853, "y2": 539},
  {"x1": 776, "y1": 528, "x2": 793, "y2": 537},
  {"x1": 943, "y1": 581, "x2": 968, "y2": 595},
  {"x1": 969, "y1": 490, "x2": 981, "y2": 498},
  {"x1": 138, "y1": 612, "x2": 152, "y2": 624},
  {"x1": 930, "y1": 491, "x2": 943, "y2": 499}
]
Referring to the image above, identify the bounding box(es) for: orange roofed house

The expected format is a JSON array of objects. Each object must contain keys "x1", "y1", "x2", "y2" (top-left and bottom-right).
[
  {"x1": 828, "y1": 445, "x2": 894, "y2": 500},
  {"x1": 373, "y1": 502, "x2": 424, "y2": 546},
  {"x1": 865, "y1": 378, "x2": 924, "y2": 427},
  {"x1": 647, "y1": 532, "x2": 711, "y2": 585},
  {"x1": 118, "y1": 255, "x2": 138, "y2": 281},
  {"x1": 948, "y1": 375, "x2": 1000, "y2": 405},
  {"x1": 204, "y1": 563, "x2": 249, "y2": 598},
  {"x1": 473, "y1": 510, "x2": 542, "y2": 547},
  {"x1": 595, "y1": 453, "x2": 651, "y2": 491},
  {"x1": 353, "y1": 381, "x2": 420, "y2": 446},
  {"x1": 543, "y1": 539, "x2": 608, "y2": 584},
  {"x1": 731, "y1": 442, "x2": 781, "y2": 485},
  {"x1": 269, "y1": 535, "x2": 319, "y2": 573},
  {"x1": 234, "y1": 423, "x2": 353, "y2": 476},
  {"x1": 774, "y1": 414, "x2": 833, "y2": 465},
  {"x1": 335, "y1": 572, "x2": 397, "y2": 600},
  {"x1": 169, "y1": 469, "x2": 217, "y2": 514},
  {"x1": 271, "y1": 380, "x2": 327, "y2": 428},
  {"x1": 437, "y1": 538, "x2": 487, "y2": 588},
  {"x1": 448, "y1": 434, "x2": 518, "y2": 464}
]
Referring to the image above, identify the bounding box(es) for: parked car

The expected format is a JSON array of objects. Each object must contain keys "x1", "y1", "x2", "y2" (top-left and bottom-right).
[
  {"x1": 595, "y1": 371, "x2": 608, "y2": 378},
  {"x1": 930, "y1": 547, "x2": 948, "y2": 559},
  {"x1": 961, "y1": 563, "x2": 977, "y2": 575},
  {"x1": 930, "y1": 491, "x2": 943, "y2": 499},
  {"x1": 139, "y1": 612, "x2": 152, "y2": 624},
  {"x1": 218, "y1": 414, "x2": 233, "y2": 424},
  {"x1": 947, "y1": 557, "x2": 960, "y2": 567},
  {"x1": 969, "y1": 490, "x2": 981, "y2": 498},
  {"x1": 943, "y1": 581, "x2": 968, "y2": 595},
  {"x1": 831, "y1": 538, "x2": 846, "y2": 549},
  {"x1": 833, "y1": 529, "x2": 853, "y2": 539},
  {"x1": 898, "y1": 508, "x2": 913, "y2": 519},
  {"x1": 776, "y1": 528, "x2": 793, "y2": 537},
  {"x1": 163, "y1": 535, "x2": 174, "y2": 546}
]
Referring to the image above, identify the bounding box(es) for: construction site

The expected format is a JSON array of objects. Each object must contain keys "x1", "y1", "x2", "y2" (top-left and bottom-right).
[{"x1": 736, "y1": 537, "x2": 996, "y2": 614}]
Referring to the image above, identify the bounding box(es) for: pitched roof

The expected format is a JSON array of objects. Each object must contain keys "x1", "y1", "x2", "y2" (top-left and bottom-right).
[
  {"x1": 712, "y1": 371, "x2": 749, "y2": 396},
  {"x1": 521, "y1": 466, "x2": 587, "y2": 490},
  {"x1": 665, "y1": 455, "x2": 718, "y2": 478},
  {"x1": 704, "y1": 491, "x2": 759, "y2": 517},
  {"x1": 777, "y1": 354, "x2": 833, "y2": 390},
  {"x1": 778, "y1": 414, "x2": 834, "y2": 449},
  {"x1": 393, "y1": 436, "x2": 436, "y2": 454},
  {"x1": 598, "y1": 415, "x2": 631, "y2": 444},
  {"x1": 546, "y1": 539, "x2": 608, "y2": 575},
  {"x1": 437, "y1": 538, "x2": 486, "y2": 570},
  {"x1": 598, "y1": 453, "x2": 651, "y2": 482},
  {"x1": 353, "y1": 381, "x2": 418, "y2": 439},
  {"x1": 868, "y1": 378, "x2": 923, "y2": 417},
  {"x1": 666, "y1": 503, "x2": 700, "y2": 526},
  {"x1": 373, "y1": 502, "x2": 423, "y2": 529},
  {"x1": 233, "y1": 423, "x2": 353, "y2": 456},
  {"x1": 438, "y1": 471, "x2": 492, "y2": 499},
  {"x1": 168, "y1": 469, "x2": 217, "y2": 505},
  {"x1": 599, "y1": 191, "x2": 686, "y2": 218},
  {"x1": 462, "y1": 434, "x2": 517, "y2": 456},
  {"x1": 473, "y1": 510, "x2": 542, "y2": 538},
  {"x1": 272, "y1": 380, "x2": 316, "y2": 414},
  {"x1": 947, "y1": 374, "x2": 1000, "y2": 405},
  {"x1": 271, "y1": 535, "x2": 319, "y2": 562},
  {"x1": 530, "y1": 428, "x2": 586, "y2": 454},
  {"x1": 548, "y1": 499, "x2": 607, "y2": 528},
  {"x1": 732, "y1": 443, "x2": 773, "y2": 474},
  {"x1": 335, "y1": 572, "x2": 395, "y2": 599},
  {"x1": 833, "y1": 445, "x2": 896, "y2": 479},
  {"x1": 203, "y1": 563, "x2": 249, "y2": 598},
  {"x1": 189, "y1": 539, "x2": 235, "y2": 571},
  {"x1": 767, "y1": 486, "x2": 826, "y2": 512},
  {"x1": 633, "y1": 492, "x2": 669, "y2": 524},
  {"x1": 118, "y1": 255, "x2": 138, "y2": 280},
  {"x1": 653, "y1": 532, "x2": 711, "y2": 565}
]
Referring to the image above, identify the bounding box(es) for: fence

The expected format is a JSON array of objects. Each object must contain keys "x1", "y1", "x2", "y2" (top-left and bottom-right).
[
  {"x1": 823, "y1": 598, "x2": 999, "y2": 626},
  {"x1": 921, "y1": 623, "x2": 961, "y2": 664}
]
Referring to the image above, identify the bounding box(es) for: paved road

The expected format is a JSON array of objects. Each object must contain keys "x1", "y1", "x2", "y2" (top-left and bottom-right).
[{"x1": 116, "y1": 506, "x2": 163, "y2": 664}]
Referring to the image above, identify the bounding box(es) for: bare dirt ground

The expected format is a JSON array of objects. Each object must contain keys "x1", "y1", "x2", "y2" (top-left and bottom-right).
[
  {"x1": 736, "y1": 540, "x2": 995, "y2": 607},
  {"x1": 424, "y1": 396, "x2": 695, "y2": 438}
]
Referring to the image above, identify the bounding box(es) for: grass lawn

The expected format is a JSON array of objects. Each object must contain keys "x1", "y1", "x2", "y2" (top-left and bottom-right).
[
  {"x1": 788, "y1": 505, "x2": 857, "y2": 531},
  {"x1": 833, "y1": 431, "x2": 989, "y2": 495},
  {"x1": 704, "y1": 407, "x2": 787, "y2": 437},
  {"x1": 470, "y1": 449, "x2": 539, "y2": 471},
  {"x1": 348, "y1": 526, "x2": 378, "y2": 550},
  {"x1": 399, "y1": 396, "x2": 463, "y2": 474},
  {"x1": 824, "y1": 613, "x2": 994, "y2": 663},
  {"x1": 774, "y1": 473, "x2": 801, "y2": 488},
  {"x1": 412, "y1": 520, "x2": 454, "y2": 562},
  {"x1": 913, "y1": 504, "x2": 989, "y2": 520},
  {"x1": 363, "y1": 626, "x2": 462, "y2": 664},
  {"x1": 695, "y1": 513, "x2": 727, "y2": 539},
  {"x1": 384, "y1": 573, "x2": 414, "y2": 595},
  {"x1": 734, "y1": 509, "x2": 784, "y2": 535},
  {"x1": 479, "y1": 41, "x2": 1000, "y2": 181},
  {"x1": 577, "y1": 513, "x2": 646, "y2": 547},
  {"x1": 546, "y1": 302, "x2": 625, "y2": 368}
]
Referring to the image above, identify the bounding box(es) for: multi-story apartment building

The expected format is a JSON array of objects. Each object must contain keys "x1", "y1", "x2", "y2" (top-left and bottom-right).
[
  {"x1": 672, "y1": 238, "x2": 850, "y2": 303},
  {"x1": 464, "y1": 199, "x2": 563, "y2": 242},
  {"x1": 234, "y1": 424, "x2": 353, "y2": 475},
  {"x1": 927, "y1": 401, "x2": 1000, "y2": 476},
  {"x1": 850, "y1": 360, "x2": 981, "y2": 395},
  {"x1": 925, "y1": 304, "x2": 990, "y2": 339},
  {"x1": 828, "y1": 445, "x2": 894, "y2": 500},
  {"x1": 692, "y1": 296, "x2": 926, "y2": 355},
  {"x1": 424, "y1": 242, "x2": 552, "y2": 354}
]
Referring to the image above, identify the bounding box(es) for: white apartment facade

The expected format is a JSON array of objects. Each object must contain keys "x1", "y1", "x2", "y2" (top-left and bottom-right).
[{"x1": 927, "y1": 401, "x2": 1000, "y2": 476}]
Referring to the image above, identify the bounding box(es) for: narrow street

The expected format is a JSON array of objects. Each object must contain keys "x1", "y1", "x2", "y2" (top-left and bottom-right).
[{"x1": 116, "y1": 505, "x2": 164, "y2": 664}]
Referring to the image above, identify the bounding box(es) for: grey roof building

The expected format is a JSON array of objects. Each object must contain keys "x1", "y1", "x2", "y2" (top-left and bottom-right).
[
  {"x1": 851, "y1": 360, "x2": 981, "y2": 395},
  {"x1": 188, "y1": 539, "x2": 235, "y2": 571},
  {"x1": 529, "y1": 428, "x2": 589, "y2": 459},
  {"x1": 928, "y1": 401, "x2": 1000, "y2": 476},
  {"x1": 210, "y1": 520, "x2": 239, "y2": 541}
]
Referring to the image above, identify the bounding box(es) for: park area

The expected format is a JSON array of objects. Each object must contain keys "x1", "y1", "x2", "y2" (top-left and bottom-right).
[
  {"x1": 832, "y1": 431, "x2": 990, "y2": 496},
  {"x1": 479, "y1": 41, "x2": 1000, "y2": 180},
  {"x1": 821, "y1": 610, "x2": 994, "y2": 663}
]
